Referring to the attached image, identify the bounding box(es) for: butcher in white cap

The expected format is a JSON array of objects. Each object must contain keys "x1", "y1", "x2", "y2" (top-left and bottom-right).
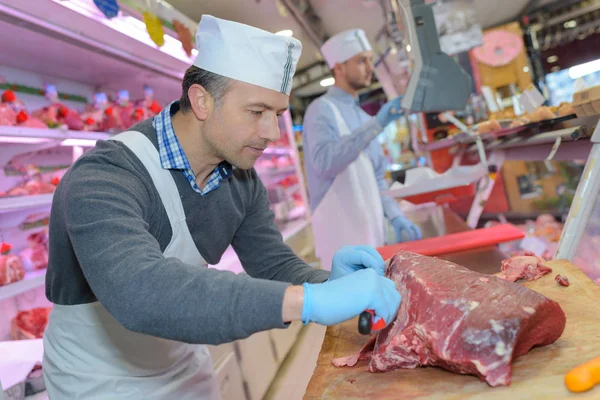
[
  {"x1": 42, "y1": 15, "x2": 401, "y2": 399},
  {"x1": 302, "y1": 29, "x2": 422, "y2": 271}
]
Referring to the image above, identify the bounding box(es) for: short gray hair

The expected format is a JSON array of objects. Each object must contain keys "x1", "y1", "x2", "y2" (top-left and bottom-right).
[{"x1": 179, "y1": 66, "x2": 232, "y2": 112}]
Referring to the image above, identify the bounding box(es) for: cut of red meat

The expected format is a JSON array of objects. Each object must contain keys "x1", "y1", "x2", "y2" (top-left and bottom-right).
[
  {"x1": 0, "y1": 103, "x2": 16, "y2": 125},
  {"x1": 18, "y1": 116, "x2": 48, "y2": 129},
  {"x1": 27, "y1": 230, "x2": 49, "y2": 270},
  {"x1": 11, "y1": 307, "x2": 52, "y2": 340},
  {"x1": 498, "y1": 255, "x2": 552, "y2": 282},
  {"x1": 333, "y1": 251, "x2": 566, "y2": 387},
  {"x1": 555, "y1": 274, "x2": 569, "y2": 287},
  {"x1": 0, "y1": 254, "x2": 25, "y2": 286}
]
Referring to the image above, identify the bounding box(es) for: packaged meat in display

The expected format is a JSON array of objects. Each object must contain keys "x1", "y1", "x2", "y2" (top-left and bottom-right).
[
  {"x1": 33, "y1": 103, "x2": 84, "y2": 130},
  {"x1": 10, "y1": 307, "x2": 52, "y2": 340},
  {"x1": 116, "y1": 90, "x2": 135, "y2": 130},
  {"x1": 138, "y1": 85, "x2": 162, "y2": 117},
  {"x1": 82, "y1": 92, "x2": 118, "y2": 132},
  {"x1": 20, "y1": 229, "x2": 49, "y2": 271},
  {"x1": 1, "y1": 89, "x2": 26, "y2": 113},
  {"x1": 0, "y1": 177, "x2": 56, "y2": 197},
  {"x1": 0, "y1": 243, "x2": 26, "y2": 287},
  {"x1": 79, "y1": 105, "x2": 104, "y2": 132},
  {"x1": 0, "y1": 102, "x2": 17, "y2": 126},
  {"x1": 0, "y1": 164, "x2": 57, "y2": 198},
  {"x1": 60, "y1": 105, "x2": 84, "y2": 130},
  {"x1": 333, "y1": 251, "x2": 566, "y2": 387},
  {"x1": 15, "y1": 110, "x2": 47, "y2": 129},
  {"x1": 32, "y1": 104, "x2": 63, "y2": 129}
]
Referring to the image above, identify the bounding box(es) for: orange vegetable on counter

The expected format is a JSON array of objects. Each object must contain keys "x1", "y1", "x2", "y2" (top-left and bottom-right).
[{"x1": 565, "y1": 356, "x2": 600, "y2": 392}]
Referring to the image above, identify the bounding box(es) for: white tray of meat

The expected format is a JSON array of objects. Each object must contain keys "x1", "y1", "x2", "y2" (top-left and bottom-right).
[
  {"x1": 0, "y1": 245, "x2": 26, "y2": 287},
  {"x1": 383, "y1": 165, "x2": 487, "y2": 199}
]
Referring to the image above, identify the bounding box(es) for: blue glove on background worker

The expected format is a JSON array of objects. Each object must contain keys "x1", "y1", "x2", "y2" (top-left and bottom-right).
[
  {"x1": 328, "y1": 245, "x2": 386, "y2": 280},
  {"x1": 376, "y1": 95, "x2": 404, "y2": 128},
  {"x1": 301, "y1": 268, "x2": 401, "y2": 327},
  {"x1": 392, "y1": 216, "x2": 422, "y2": 242}
]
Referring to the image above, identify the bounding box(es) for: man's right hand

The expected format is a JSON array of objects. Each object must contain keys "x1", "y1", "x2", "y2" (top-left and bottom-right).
[
  {"x1": 301, "y1": 269, "x2": 401, "y2": 327},
  {"x1": 376, "y1": 96, "x2": 404, "y2": 128}
]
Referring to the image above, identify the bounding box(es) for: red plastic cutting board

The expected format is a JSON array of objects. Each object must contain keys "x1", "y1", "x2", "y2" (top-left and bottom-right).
[{"x1": 377, "y1": 223, "x2": 524, "y2": 260}]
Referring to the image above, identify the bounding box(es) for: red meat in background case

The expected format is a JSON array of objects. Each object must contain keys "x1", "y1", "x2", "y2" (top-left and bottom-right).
[
  {"x1": 11, "y1": 307, "x2": 53, "y2": 340},
  {"x1": 0, "y1": 103, "x2": 16, "y2": 125},
  {"x1": 0, "y1": 243, "x2": 26, "y2": 286}
]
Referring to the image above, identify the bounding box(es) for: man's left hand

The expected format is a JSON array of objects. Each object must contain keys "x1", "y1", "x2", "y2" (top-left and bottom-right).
[
  {"x1": 329, "y1": 245, "x2": 386, "y2": 281},
  {"x1": 392, "y1": 216, "x2": 422, "y2": 243}
]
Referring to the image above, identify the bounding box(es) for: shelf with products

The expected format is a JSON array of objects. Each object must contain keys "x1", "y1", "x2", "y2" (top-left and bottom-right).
[
  {"x1": 0, "y1": 194, "x2": 54, "y2": 215},
  {"x1": 0, "y1": 269, "x2": 46, "y2": 303},
  {"x1": 0, "y1": 125, "x2": 113, "y2": 144},
  {"x1": 0, "y1": 0, "x2": 197, "y2": 104}
]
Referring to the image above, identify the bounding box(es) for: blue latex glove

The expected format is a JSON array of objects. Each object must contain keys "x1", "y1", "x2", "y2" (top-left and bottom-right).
[
  {"x1": 329, "y1": 245, "x2": 386, "y2": 281},
  {"x1": 392, "y1": 216, "x2": 422, "y2": 242},
  {"x1": 301, "y1": 268, "x2": 401, "y2": 327},
  {"x1": 376, "y1": 96, "x2": 404, "y2": 128}
]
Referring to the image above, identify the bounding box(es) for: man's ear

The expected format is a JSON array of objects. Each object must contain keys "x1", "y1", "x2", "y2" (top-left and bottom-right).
[
  {"x1": 332, "y1": 64, "x2": 343, "y2": 82},
  {"x1": 188, "y1": 84, "x2": 213, "y2": 121}
]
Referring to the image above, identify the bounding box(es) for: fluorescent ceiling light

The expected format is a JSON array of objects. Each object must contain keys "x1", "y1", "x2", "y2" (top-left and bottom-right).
[
  {"x1": 276, "y1": 30, "x2": 293, "y2": 37},
  {"x1": 320, "y1": 77, "x2": 335, "y2": 87},
  {"x1": 53, "y1": 0, "x2": 194, "y2": 63},
  {"x1": 0, "y1": 136, "x2": 52, "y2": 144},
  {"x1": 569, "y1": 59, "x2": 600, "y2": 80},
  {"x1": 547, "y1": 55, "x2": 558, "y2": 63},
  {"x1": 406, "y1": 45, "x2": 412, "y2": 52},
  {"x1": 563, "y1": 20, "x2": 577, "y2": 29},
  {"x1": 61, "y1": 138, "x2": 98, "y2": 147}
]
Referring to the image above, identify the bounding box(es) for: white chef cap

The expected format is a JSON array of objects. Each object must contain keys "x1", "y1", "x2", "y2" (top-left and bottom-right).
[
  {"x1": 320, "y1": 29, "x2": 372, "y2": 69},
  {"x1": 193, "y1": 15, "x2": 302, "y2": 96}
]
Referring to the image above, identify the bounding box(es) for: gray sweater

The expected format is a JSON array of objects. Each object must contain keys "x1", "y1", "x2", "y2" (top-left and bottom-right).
[{"x1": 45, "y1": 118, "x2": 329, "y2": 345}]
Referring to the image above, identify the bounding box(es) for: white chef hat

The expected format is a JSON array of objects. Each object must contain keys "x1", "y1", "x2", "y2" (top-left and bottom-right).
[
  {"x1": 320, "y1": 29, "x2": 372, "y2": 69},
  {"x1": 193, "y1": 15, "x2": 302, "y2": 96}
]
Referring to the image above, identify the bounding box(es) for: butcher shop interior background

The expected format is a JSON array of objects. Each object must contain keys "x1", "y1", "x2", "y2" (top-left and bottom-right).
[{"x1": 1, "y1": 0, "x2": 600, "y2": 399}]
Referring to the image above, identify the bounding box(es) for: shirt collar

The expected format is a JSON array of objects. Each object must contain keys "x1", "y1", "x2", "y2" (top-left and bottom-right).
[{"x1": 153, "y1": 100, "x2": 233, "y2": 179}]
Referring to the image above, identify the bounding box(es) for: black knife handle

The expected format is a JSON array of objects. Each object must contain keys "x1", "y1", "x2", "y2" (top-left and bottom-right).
[{"x1": 358, "y1": 311, "x2": 372, "y2": 335}]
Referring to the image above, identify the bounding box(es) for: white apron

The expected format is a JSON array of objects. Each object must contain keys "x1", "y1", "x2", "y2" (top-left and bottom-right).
[
  {"x1": 311, "y1": 98, "x2": 385, "y2": 271},
  {"x1": 42, "y1": 131, "x2": 219, "y2": 400}
]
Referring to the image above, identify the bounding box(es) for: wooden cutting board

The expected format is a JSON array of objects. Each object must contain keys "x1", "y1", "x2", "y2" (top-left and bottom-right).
[{"x1": 304, "y1": 260, "x2": 600, "y2": 399}]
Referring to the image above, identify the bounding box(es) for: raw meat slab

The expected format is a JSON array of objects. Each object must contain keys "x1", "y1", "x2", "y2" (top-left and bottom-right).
[{"x1": 304, "y1": 260, "x2": 597, "y2": 399}]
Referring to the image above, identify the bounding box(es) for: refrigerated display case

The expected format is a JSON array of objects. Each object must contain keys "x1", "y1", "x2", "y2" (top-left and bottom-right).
[{"x1": 0, "y1": 1, "x2": 314, "y2": 398}]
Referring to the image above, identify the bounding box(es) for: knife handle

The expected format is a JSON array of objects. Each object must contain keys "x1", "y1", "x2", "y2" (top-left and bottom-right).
[
  {"x1": 358, "y1": 310, "x2": 386, "y2": 334},
  {"x1": 358, "y1": 311, "x2": 372, "y2": 335}
]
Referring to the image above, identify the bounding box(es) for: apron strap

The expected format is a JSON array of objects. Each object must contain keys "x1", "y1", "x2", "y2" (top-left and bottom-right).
[
  {"x1": 110, "y1": 130, "x2": 186, "y2": 228},
  {"x1": 320, "y1": 97, "x2": 352, "y2": 136}
]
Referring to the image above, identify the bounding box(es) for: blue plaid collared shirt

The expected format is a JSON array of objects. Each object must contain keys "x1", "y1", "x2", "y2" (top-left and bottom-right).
[{"x1": 152, "y1": 101, "x2": 232, "y2": 195}]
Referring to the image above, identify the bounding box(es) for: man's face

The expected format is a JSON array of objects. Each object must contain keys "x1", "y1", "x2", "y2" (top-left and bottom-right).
[
  {"x1": 203, "y1": 81, "x2": 289, "y2": 170},
  {"x1": 341, "y1": 50, "x2": 374, "y2": 90}
]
